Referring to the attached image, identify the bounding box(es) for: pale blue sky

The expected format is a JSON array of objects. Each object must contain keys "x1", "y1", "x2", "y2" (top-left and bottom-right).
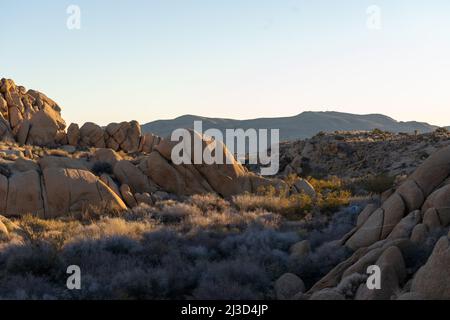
[{"x1": 1, "y1": 0, "x2": 449, "y2": 126}]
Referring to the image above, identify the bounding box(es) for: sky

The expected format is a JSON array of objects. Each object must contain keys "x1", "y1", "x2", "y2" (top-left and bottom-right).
[{"x1": 0, "y1": 0, "x2": 449, "y2": 126}]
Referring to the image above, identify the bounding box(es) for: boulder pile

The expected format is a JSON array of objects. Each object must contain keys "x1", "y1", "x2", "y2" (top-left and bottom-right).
[
  {"x1": 0, "y1": 139, "x2": 283, "y2": 218},
  {"x1": 276, "y1": 144, "x2": 450, "y2": 300},
  {"x1": 0, "y1": 78, "x2": 163, "y2": 154},
  {"x1": 0, "y1": 78, "x2": 66, "y2": 146},
  {"x1": 0, "y1": 79, "x2": 284, "y2": 217}
]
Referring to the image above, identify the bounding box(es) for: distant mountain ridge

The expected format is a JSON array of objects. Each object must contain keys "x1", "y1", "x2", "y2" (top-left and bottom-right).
[{"x1": 142, "y1": 111, "x2": 441, "y2": 142}]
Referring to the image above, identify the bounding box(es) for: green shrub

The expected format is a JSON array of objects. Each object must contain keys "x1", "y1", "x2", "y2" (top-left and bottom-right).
[{"x1": 362, "y1": 174, "x2": 395, "y2": 194}]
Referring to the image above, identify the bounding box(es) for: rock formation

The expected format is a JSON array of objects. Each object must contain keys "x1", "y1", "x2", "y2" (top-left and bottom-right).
[
  {"x1": 0, "y1": 79, "x2": 284, "y2": 217},
  {"x1": 0, "y1": 78, "x2": 66, "y2": 147},
  {"x1": 344, "y1": 145, "x2": 450, "y2": 250},
  {"x1": 275, "y1": 144, "x2": 450, "y2": 300},
  {"x1": 1, "y1": 78, "x2": 450, "y2": 300}
]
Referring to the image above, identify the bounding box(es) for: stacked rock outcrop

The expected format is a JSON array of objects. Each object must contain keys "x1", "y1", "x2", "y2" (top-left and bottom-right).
[
  {"x1": 67, "y1": 121, "x2": 158, "y2": 154},
  {"x1": 0, "y1": 78, "x2": 67, "y2": 147},
  {"x1": 0, "y1": 79, "x2": 285, "y2": 217},
  {"x1": 0, "y1": 78, "x2": 163, "y2": 155},
  {"x1": 344, "y1": 145, "x2": 450, "y2": 250},
  {"x1": 276, "y1": 144, "x2": 450, "y2": 300},
  {"x1": 0, "y1": 139, "x2": 283, "y2": 218}
]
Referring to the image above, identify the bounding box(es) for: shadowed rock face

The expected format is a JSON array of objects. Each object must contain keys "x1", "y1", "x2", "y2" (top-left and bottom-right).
[
  {"x1": 411, "y1": 237, "x2": 450, "y2": 299},
  {"x1": 43, "y1": 167, "x2": 127, "y2": 218},
  {"x1": 294, "y1": 144, "x2": 450, "y2": 301},
  {"x1": 345, "y1": 145, "x2": 450, "y2": 251},
  {"x1": 0, "y1": 167, "x2": 127, "y2": 219}
]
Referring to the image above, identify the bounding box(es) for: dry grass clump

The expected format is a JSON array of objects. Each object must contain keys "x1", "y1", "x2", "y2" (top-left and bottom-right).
[
  {"x1": 185, "y1": 208, "x2": 281, "y2": 233},
  {"x1": 69, "y1": 202, "x2": 127, "y2": 222},
  {"x1": 308, "y1": 176, "x2": 343, "y2": 192},
  {"x1": 12, "y1": 214, "x2": 157, "y2": 249},
  {"x1": 44, "y1": 149, "x2": 70, "y2": 158},
  {"x1": 148, "y1": 201, "x2": 203, "y2": 223},
  {"x1": 233, "y1": 193, "x2": 312, "y2": 219},
  {"x1": 233, "y1": 176, "x2": 352, "y2": 219},
  {"x1": 316, "y1": 190, "x2": 351, "y2": 213},
  {"x1": 188, "y1": 194, "x2": 231, "y2": 213},
  {"x1": 18, "y1": 215, "x2": 82, "y2": 248}
]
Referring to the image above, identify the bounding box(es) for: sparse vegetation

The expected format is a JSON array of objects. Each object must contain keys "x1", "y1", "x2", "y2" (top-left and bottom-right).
[
  {"x1": 435, "y1": 127, "x2": 449, "y2": 135},
  {"x1": 233, "y1": 193, "x2": 313, "y2": 219},
  {"x1": 371, "y1": 128, "x2": 387, "y2": 136},
  {"x1": 361, "y1": 174, "x2": 395, "y2": 195},
  {"x1": 0, "y1": 186, "x2": 365, "y2": 300},
  {"x1": 308, "y1": 176, "x2": 343, "y2": 193},
  {"x1": 316, "y1": 190, "x2": 351, "y2": 213},
  {"x1": 233, "y1": 176, "x2": 352, "y2": 219}
]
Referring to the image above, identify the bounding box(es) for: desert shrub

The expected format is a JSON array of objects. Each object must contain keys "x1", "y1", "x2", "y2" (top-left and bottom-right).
[
  {"x1": 149, "y1": 202, "x2": 202, "y2": 223},
  {"x1": 371, "y1": 128, "x2": 387, "y2": 135},
  {"x1": 288, "y1": 241, "x2": 353, "y2": 288},
  {"x1": 336, "y1": 273, "x2": 367, "y2": 299},
  {"x1": 0, "y1": 189, "x2": 363, "y2": 299},
  {"x1": 308, "y1": 176, "x2": 343, "y2": 192},
  {"x1": 306, "y1": 206, "x2": 360, "y2": 248},
  {"x1": 71, "y1": 218, "x2": 154, "y2": 241},
  {"x1": 401, "y1": 227, "x2": 450, "y2": 275},
  {"x1": 106, "y1": 268, "x2": 172, "y2": 299},
  {"x1": 18, "y1": 215, "x2": 81, "y2": 247},
  {"x1": 185, "y1": 208, "x2": 281, "y2": 233},
  {"x1": 232, "y1": 193, "x2": 313, "y2": 219},
  {"x1": 234, "y1": 176, "x2": 353, "y2": 218},
  {"x1": 1, "y1": 241, "x2": 64, "y2": 278},
  {"x1": 276, "y1": 205, "x2": 360, "y2": 289},
  {"x1": 0, "y1": 274, "x2": 63, "y2": 299},
  {"x1": 91, "y1": 161, "x2": 113, "y2": 176},
  {"x1": 0, "y1": 201, "x2": 303, "y2": 300},
  {"x1": 255, "y1": 184, "x2": 288, "y2": 197},
  {"x1": 74, "y1": 201, "x2": 129, "y2": 222},
  {"x1": 361, "y1": 174, "x2": 395, "y2": 194},
  {"x1": 192, "y1": 259, "x2": 270, "y2": 300},
  {"x1": 316, "y1": 190, "x2": 351, "y2": 213},
  {"x1": 188, "y1": 194, "x2": 230, "y2": 213},
  {"x1": 284, "y1": 173, "x2": 300, "y2": 187},
  {"x1": 218, "y1": 227, "x2": 297, "y2": 275},
  {"x1": 435, "y1": 127, "x2": 449, "y2": 134}
]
